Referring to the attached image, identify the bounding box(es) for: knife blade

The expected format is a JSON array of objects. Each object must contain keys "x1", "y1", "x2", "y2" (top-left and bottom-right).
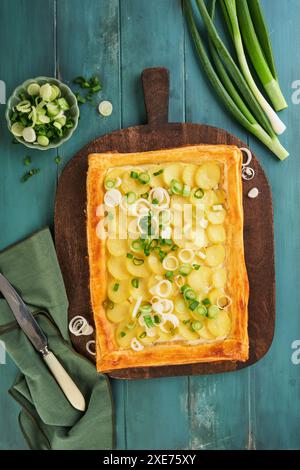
[{"x1": 0, "y1": 273, "x2": 85, "y2": 412}]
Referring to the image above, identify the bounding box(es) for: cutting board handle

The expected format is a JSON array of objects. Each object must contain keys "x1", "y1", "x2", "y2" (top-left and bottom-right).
[{"x1": 141, "y1": 67, "x2": 169, "y2": 126}]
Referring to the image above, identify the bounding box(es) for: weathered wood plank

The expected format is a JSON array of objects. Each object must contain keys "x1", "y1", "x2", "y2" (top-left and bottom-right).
[
  {"x1": 183, "y1": 1, "x2": 250, "y2": 449},
  {"x1": 0, "y1": 0, "x2": 57, "y2": 450},
  {"x1": 248, "y1": 0, "x2": 300, "y2": 450},
  {"x1": 56, "y1": 0, "x2": 126, "y2": 449},
  {"x1": 119, "y1": 0, "x2": 189, "y2": 450}
]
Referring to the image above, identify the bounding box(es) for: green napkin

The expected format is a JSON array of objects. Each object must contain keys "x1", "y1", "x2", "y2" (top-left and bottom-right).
[{"x1": 0, "y1": 228, "x2": 114, "y2": 450}]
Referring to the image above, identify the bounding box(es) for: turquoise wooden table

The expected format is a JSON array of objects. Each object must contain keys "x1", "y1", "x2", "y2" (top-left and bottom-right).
[{"x1": 0, "y1": 0, "x2": 299, "y2": 450}]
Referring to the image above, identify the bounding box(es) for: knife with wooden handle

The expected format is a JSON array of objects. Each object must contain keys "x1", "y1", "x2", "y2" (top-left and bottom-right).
[{"x1": 0, "y1": 273, "x2": 85, "y2": 412}]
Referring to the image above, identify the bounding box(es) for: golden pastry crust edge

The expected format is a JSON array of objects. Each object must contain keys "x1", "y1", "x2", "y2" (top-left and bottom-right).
[{"x1": 86, "y1": 145, "x2": 249, "y2": 373}]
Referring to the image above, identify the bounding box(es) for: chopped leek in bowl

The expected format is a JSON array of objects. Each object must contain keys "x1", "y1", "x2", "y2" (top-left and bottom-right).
[{"x1": 5, "y1": 76, "x2": 79, "y2": 150}]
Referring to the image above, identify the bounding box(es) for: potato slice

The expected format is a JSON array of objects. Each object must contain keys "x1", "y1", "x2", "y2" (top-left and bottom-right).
[
  {"x1": 170, "y1": 195, "x2": 188, "y2": 212},
  {"x1": 163, "y1": 163, "x2": 182, "y2": 185},
  {"x1": 136, "y1": 326, "x2": 159, "y2": 345},
  {"x1": 207, "y1": 209, "x2": 226, "y2": 225},
  {"x1": 205, "y1": 244, "x2": 226, "y2": 267},
  {"x1": 174, "y1": 296, "x2": 187, "y2": 314},
  {"x1": 148, "y1": 274, "x2": 162, "y2": 290},
  {"x1": 121, "y1": 171, "x2": 150, "y2": 195},
  {"x1": 212, "y1": 267, "x2": 227, "y2": 288},
  {"x1": 105, "y1": 167, "x2": 124, "y2": 182},
  {"x1": 188, "y1": 266, "x2": 212, "y2": 291},
  {"x1": 202, "y1": 189, "x2": 219, "y2": 207},
  {"x1": 157, "y1": 329, "x2": 175, "y2": 342},
  {"x1": 129, "y1": 277, "x2": 149, "y2": 299},
  {"x1": 183, "y1": 164, "x2": 197, "y2": 186},
  {"x1": 195, "y1": 163, "x2": 221, "y2": 189},
  {"x1": 107, "y1": 301, "x2": 131, "y2": 323},
  {"x1": 178, "y1": 322, "x2": 199, "y2": 340},
  {"x1": 126, "y1": 257, "x2": 149, "y2": 277},
  {"x1": 115, "y1": 320, "x2": 137, "y2": 347},
  {"x1": 149, "y1": 166, "x2": 165, "y2": 188},
  {"x1": 107, "y1": 238, "x2": 128, "y2": 257},
  {"x1": 208, "y1": 287, "x2": 224, "y2": 304},
  {"x1": 108, "y1": 278, "x2": 130, "y2": 303},
  {"x1": 108, "y1": 256, "x2": 129, "y2": 280},
  {"x1": 147, "y1": 254, "x2": 164, "y2": 275},
  {"x1": 207, "y1": 224, "x2": 226, "y2": 243},
  {"x1": 207, "y1": 311, "x2": 231, "y2": 337},
  {"x1": 198, "y1": 320, "x2": 215, "y2": 340}
]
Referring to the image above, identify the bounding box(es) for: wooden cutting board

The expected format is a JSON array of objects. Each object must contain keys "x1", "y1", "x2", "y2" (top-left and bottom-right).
[{"x1": 54, "y1": 67, "x2": 275, "y2": 379}]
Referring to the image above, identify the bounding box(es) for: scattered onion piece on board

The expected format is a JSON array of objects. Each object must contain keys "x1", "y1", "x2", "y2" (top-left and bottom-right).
[
  {"x1": 248, "y1": 187, "x2": 259, "y2": 199},
  {"x1": 98, "y1": 100, "x2": 113, "y2": 117},
  {"x1": 86, "y1": 340, "x2": 96, "y2": 356},
  {"x1": 240, "y1": 148, "x2": 252, "y2": 167}
]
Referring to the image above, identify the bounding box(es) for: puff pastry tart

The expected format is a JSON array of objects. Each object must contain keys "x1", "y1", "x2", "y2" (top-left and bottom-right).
[{"x1": 87, "y1": 145, "x2": 249, "y2": 373}]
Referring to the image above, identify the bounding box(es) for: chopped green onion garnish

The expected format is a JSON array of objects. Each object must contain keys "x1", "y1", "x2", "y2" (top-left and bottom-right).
[
  {"x1": 152, "y1": 198, "x2": 159, "y2": 205},
  {"x1": 194, "y1": 188, "x2": 204, "y2": 199},
  {"x1": 191, "y1": 320, "x2": 203, "y2": 331},
  {"x1": 193, "y1": 264, "x2": 201, "y2": 270},
  {"x1": 113, "y1": 283, "x2": 120, "y2": 292},
  {"x1": 131, "y1": 278, "x2": 139, "y2": 288},
  {"x1": 184, "y1": 288, "x2": 196, "y2": 301},
  {"x1": 170, "y1": 179, "x2": 183, "y2": 194},
  {"x1": 139, "y1": 332, "x2": 147, "y2": 339},
  {"x1": 126, "y1": 192, "x2": 137, "y2": 204},
  {"x1": 120, "y1": 331, "x2": 126, "y2": 338},
  {"x1": 131, "y1": 239, "x2": 143, "y2": 252},
  {"x1": 153, "y1": 169, "x2": 164, "y2": 176},
  {"x1": 23, "y1": 156, "x2": 31, "y2": 166},
  {"x1": 189, "y1": 300, "x2": 200, "y2": 311},
  {"x1": 182, "y1": 184, "x2": 191, "y2": 197},
  {"x1": 196, "y1": 305, "x2": 208, "y2": 317},
  {"x1": 138, "y1": 172, "x2": 150, "y2": 184},
  {"x1": 141, "y1": 192, "x2": 149, "y2": 199},
  {"x1": 154, "y1": 315, "x2": 161, "y2": 324},
  {"x1": 208, "y1": 305, "x2": 219, "y2": 319},
  {"x1": 183, "y1": 319, "x2": 191, "y2": 325},
  {"x1": 165, "y1": 271, "x2": 173, "y2": 279},
  {"x1": 179, "y1": 264, "x2": 193, "y2": 276},
  {"x1": 202, "y1": 298, "x2": 211, "y2": 306},
  {"x1": 143, "y1": 314, "x2": 154, "y2": 328},
  {"x1": 105, "y1": 178, "x2": 116, "y2": 189},
  {"x1": 171, "y1": 244, "x2": 178, "y2": 251},
  {"x1": 181, "y1": 284, "x2": 189, "y2": 293},
  {"x1": 20, "y1": 168, "x2": 40, "y2": 183},
  {"x1": 130, "y1": 171, "x2": 138, "y2": 179},
  {"x1": 127, "y1": 253, "x2": 134, "y2": 259},
  {"x1": 140, "y1": 303, "x2": 152, "y2": 313},
  {"x1": 133, "y1": 257, "x2": 144, "y2": 266}
]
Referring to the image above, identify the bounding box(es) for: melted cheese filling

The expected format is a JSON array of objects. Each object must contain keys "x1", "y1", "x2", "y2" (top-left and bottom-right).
[{"x1": 102, "y1": 162, "x2": 232, "y2": 350}]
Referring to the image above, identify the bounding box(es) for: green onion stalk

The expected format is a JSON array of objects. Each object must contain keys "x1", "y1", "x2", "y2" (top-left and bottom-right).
[
  {"x1": 183, "y1": 0, "x2": 288, "y2": 160},
  {"x1": 219, "y1": 0, "x2": 286, "y2": 134},
  {"x1": 237, "y1": 0, "x2": 287, "y2": 112}
]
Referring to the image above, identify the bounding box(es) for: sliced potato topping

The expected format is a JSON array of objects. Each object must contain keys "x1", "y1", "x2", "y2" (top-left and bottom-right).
[
  {"x1": 102, "y1": 161, "x2": 231, "y2": 349},
  {"x1": 195, "y1": 163, "x2": 221, "y2": 189}
]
